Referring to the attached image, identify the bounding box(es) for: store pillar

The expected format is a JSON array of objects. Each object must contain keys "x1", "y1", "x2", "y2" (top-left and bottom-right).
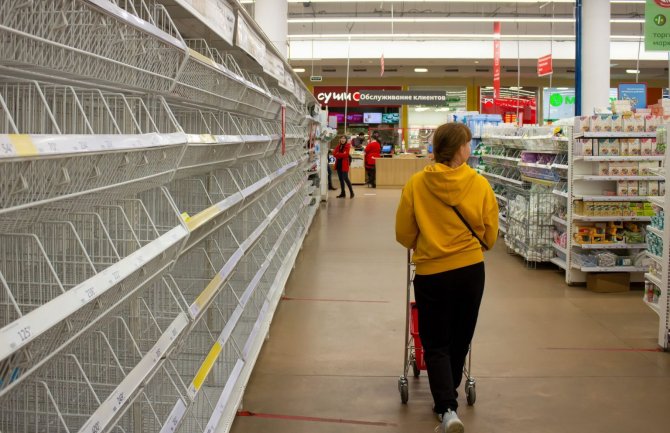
[
  {"x1": 580, "y1": 0, "x2": 610, "y2": 115},
  {"x1": 255, "y1": 0, "x2": 288, "y2": 58}
]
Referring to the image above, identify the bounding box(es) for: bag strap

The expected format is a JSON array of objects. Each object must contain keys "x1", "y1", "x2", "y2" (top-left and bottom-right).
[{"x1": 450, "y1": 206, "x2": 489, "y2": 251}]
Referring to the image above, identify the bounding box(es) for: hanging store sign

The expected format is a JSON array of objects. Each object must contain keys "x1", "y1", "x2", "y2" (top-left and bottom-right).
[
  {"x1": 313, "y1": 86, "x2": 401, "y2": 107},
  {"x1": 357, "y1": 90, "x2": 448, "y2": 106},
  {"x1": 646, "y1": 0, "x2": 670, "y2": 51},
  {"x1": 618, "y1": 82, "x2": 648, "y2": 109},
  {"x1": 537, "y1": 54, "x2": 553, "y2": 77},
  {"x1": 493, "y1": 22, "x2": 501, "y2": 99}
]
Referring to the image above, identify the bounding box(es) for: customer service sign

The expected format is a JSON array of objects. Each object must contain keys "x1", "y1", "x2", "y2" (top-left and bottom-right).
[{"x1": 646, "y1": 0, "x2": 670, "y2": 51}]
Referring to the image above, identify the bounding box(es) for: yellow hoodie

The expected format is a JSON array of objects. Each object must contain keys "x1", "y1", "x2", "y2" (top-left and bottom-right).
[{"x1": 395, "y1": 163, "x2": 499, "y2": 275}]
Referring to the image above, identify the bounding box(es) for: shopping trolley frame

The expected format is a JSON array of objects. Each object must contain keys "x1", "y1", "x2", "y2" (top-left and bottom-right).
[{"x1": 398, "y1": 250, "x2": 477, "y2": 406}]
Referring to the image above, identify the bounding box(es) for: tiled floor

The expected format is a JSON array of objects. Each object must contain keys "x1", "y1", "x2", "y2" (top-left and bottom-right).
[{"x1": 230, "y1": 187, "x2": 670, "y2": 433}]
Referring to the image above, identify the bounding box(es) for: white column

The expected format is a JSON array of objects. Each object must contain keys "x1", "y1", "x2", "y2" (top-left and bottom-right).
[
  {"x1": 255, "y1": 0, "x2": 288, "y2": 58},
  {"x1": 581, "y1": 0, "x2": 610, "y2": 114}
]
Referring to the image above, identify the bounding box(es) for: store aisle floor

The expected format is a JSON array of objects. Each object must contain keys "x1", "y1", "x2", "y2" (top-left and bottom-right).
[{"x1": 230, "y1": 187, "x2": 670, "y2": 433}]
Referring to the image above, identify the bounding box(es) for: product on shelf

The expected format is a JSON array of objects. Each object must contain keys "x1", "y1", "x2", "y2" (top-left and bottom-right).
[{"x1": 573, "y1": 221, "x2": 646, "y2": 245}]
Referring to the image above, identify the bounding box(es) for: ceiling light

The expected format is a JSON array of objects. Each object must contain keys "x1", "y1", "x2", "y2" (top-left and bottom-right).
[
  {"x1": 293, "y1": 68, "x2": 305, "y2": 73},
  {"x1": 415, "y1": 68, "x2": 428, "y2": 73},
  {"x1": 557, "y1": 87, "x2": 570, "y2": 90},
  {"x1": 509, "y1": 87, "x2": 523, "y2": 90},
  {"x1": 474, "y1": 61, "x2": 480, "y2": 64},
  {"x1": 626, "y1": 69, "x2": 640, "y2": 74}
]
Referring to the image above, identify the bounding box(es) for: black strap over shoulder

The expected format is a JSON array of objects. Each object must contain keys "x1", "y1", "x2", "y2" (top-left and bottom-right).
[{"x1": 450, "y1": 206, "x2": 489, "y2": 251}]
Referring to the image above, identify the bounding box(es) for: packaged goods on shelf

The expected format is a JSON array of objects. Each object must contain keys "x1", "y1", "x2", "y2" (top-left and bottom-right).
[
  {"x1": 645, "y1": 283, "x2": 662, "y2": 304},
  {"x1": 651, "y1": 211, "x2": 665, "y2": 229},
  {"x1": 646, "y1": 229, "x2": 664, "y2": 257},
  {"x1": 573, "y1": 221, "x2": 646, "y2": 245}
]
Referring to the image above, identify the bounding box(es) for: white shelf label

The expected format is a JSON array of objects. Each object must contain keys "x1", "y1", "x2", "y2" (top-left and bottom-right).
[{"x1": 160, "y1": 398, "x2": 187, "y2": 433}]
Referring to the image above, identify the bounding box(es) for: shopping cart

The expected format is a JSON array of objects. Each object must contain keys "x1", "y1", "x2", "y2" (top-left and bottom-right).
[{"x1": 398, "y1": 250, "x2": 477, "y2": 406}]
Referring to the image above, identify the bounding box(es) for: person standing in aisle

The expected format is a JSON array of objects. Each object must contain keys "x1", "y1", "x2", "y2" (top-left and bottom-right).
[
  {"x1": 395, "y1": 123, "x2": 498, "y2": 433},
  {"x1": 333, "y1": 135, "x2": 355, "y2": 199},
  {"x1": 352, "y1": 131, "x2": 366, "y2": 150},
  {"x1": 364, "y1": 131, "x2": 381, "y2": 188}
]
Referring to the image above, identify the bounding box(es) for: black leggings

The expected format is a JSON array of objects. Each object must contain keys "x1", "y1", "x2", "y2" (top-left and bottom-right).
[
  {"x1": 337, "y1": 169, "x2": 354, "y2": 196},
  {"x1": 413, "y1": 262, "x2": 485, "y2": 413},
  {"x1": 366, "y1": 167, "x2": 376, "y2": 187}
]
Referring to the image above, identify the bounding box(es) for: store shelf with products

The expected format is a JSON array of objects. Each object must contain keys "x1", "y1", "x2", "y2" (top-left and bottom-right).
[
  {"x1": 0, "y1": 2, "x2": 322, "y2": 433},
  {"x1": 480, "y1": 125, "x2": 571, "y2": 267},
  {"x1": 563, "y1": 119, "x2": 666, "y2": 287}
]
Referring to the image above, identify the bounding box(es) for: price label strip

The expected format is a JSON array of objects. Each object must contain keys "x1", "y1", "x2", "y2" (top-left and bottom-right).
[{"x1": 80, "y1": 313, "x2": 189, "y2": 433}]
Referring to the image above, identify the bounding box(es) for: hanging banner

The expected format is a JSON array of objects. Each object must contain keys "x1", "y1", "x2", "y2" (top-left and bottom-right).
[
  {"x1": 357, "y1": 90, "x2": 448, "y2": 106},
  {"x1": 645, "y1": 0, "x2": 670, "y2": 51},
  {"x1": 281, "y1": 105, "x2": 286, "y2": 155},
  {"x1": 537, "y1": 54, "x2": 553, "y2": 77},
  {"x1": 618, "y1": 82, "x2": 648, "y2": 109},
  {"x1": 493, "y1": 22, "x2": 501, "y2": 99}
]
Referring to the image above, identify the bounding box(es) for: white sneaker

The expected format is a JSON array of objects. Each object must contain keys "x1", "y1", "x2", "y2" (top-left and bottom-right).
[{"x1": 440, "y1": 409, "x2": 464, "y2": 433}]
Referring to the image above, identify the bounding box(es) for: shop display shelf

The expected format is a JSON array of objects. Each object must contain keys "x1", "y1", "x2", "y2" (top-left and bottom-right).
[
  {"x1": 550, "y1": 257, "x2": 568, "y2": 270},
  {"x1": 481, "y1": 154, "x2": 521, "y2": 163},
  {"x1": 482, "y1": 172, "x2": 524, "y2": 186},
  {"x1": 645, "y1": 273, "x2": 663, "y2": 288},
  {"x1": 646, "y1": 250, "x2": 664, "y2": 265},
  {"x1": 649, "y1": 196, "x2": 665, "y2": 208},
  {"x1": 553, "y1": 189, "x2": 569, "y2": 199},
  {"x1": 643, "y1": 298, "x2": 662, "y2": 316},
  {"x1": 573, "y1": 243, "x2": 648, "y2": 250},
  {"x1": 499, "y1": 225, "x2": 507, "y2": 234},
  {"x1": 576, "y1": 132, "x2": 658, "y2": 138},
  {"x1": 552, "y1": 215, "x2": 568, "y2": 226},
  {"x1": 571, "y1": 264, "x2": 648, "y2": 272},
  {"x1": 551, "y1": 163, "x2": 570, "y2": 170},
  {"x1": 647, "y1": 225, "x2": 664, "y2": 238},
  {"x1": 520, "y1": 176, "x2": 558, "y2": 187},
  {"x1": 495, "y1": 193, "x2": 508, "y2": 203},
  {"x1": 575, "y1": 155, "x2": 665, "y2": 162},
  {"x1": 499, "y1": 215, "x2": 507, "y2": 223},
  {"x1": 573, "y1": 175, "x2": 665, "y2": 181},
  {"x1": 572, "y1": 215, "x2": 653, "y2": 222},
  {"x1": 553, "y1": 243, "x2": 567, "y2": 255},
  {"x1": 574, "y1": 195, "x2": 658, "y2": 202}
]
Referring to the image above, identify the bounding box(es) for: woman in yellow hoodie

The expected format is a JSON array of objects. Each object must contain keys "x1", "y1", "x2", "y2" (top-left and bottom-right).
[{"x1": 395, "y1": 123, "x2": 498, "y2": 433}]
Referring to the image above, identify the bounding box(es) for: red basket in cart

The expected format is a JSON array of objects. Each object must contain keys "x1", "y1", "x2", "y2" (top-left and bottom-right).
[{"x1": 409, "y1": 301, "x2": 426, "y2": 376}]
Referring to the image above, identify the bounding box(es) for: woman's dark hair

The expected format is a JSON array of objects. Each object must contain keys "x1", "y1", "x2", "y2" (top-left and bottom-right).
[
  {"x1": 433, "y1": 123, "x2": 472, "y2": 164},
  {"x1": 339, "y1": 135, "x2": 347, "y2": 143}
]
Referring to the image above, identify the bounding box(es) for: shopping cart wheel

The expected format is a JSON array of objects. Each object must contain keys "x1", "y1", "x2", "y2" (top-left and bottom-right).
[
  {"x1": 411, "y1": 358, "x2": 420, "y2": 378},
  {"x1": 465, "y1": 380, "x2": 476, "y2": 406},
  {"x1": 398, "y1": 376, "x2": 409, "y2": 404}
]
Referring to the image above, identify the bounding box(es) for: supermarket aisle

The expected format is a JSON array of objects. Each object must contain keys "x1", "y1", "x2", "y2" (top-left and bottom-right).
[{"x1": 230, "y1": 187, "x2": 670, "y2": 433}]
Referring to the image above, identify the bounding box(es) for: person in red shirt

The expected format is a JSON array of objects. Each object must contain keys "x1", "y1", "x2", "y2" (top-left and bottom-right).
[
  {"x1": 364, "y1": 131, "x2": 382, "y2": 188},
  {"x1": 333, "y1": 135, "x2": 355, "y2": 198}
]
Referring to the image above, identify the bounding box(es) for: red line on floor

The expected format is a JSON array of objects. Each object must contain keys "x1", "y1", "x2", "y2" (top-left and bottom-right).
[
  {"x1": 281, "y1": 296, "x2": 389, "y2": 303},
  {"x1": 236, "y1": 411, "x2": 397, "y2": 427},
  {"x1": 545, "y1": 347, "x2": 662, "y2": 352}
]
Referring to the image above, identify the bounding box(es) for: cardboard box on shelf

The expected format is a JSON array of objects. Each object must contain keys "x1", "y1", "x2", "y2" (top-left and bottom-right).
[
  {"x1": 598, "y1": 162, "x2": 610, "y2": 175},
  {"x1": 629, "y1": 140, "x2": 641, "y2": 155},
  {"x1": 576, "y1": 116, "x2": 590, "y2": 132},
  {"x1": 591, "y1": 115, "x2": 612, "y2": 132},
  {"x1": 587, "y1": 273, "x2": 630, "y2": 293},
  {"x1": 639, "y1": 162, "x2": 659, "y2": 175},
  {"x1": 640, "y1": 139, "x2": 653, "y2": 156},
  {"x1": 645, "y1": 115, "x2": 661, "y2": 132},
  {"x1": 620, "y1": 139, "x2": 630, "y2": 156},
  {"x1": 627, "y1": 181, "x2": 639, "y2": 196},
  {"x1": 649, "y1": 181, "x2": 660, "y2": 196},
  {"x1": 639, "y1": 181, "x2": 648, "y2": 196},
  {"x1": 617, "y1": 180, "x2": 628, "y2": 196},
  {"x1": 652, "y1": 139, "x2": 664, "y2": 155},
  {"x1": 597, "y1": 139, "x2": 610, "y2": 156},
  {"x1": 608, "y1": 139, "x2": 620, "y2": 156},
  {"x1": 579, "y1": 139, "x2": 594, "y2": 156},
  {"x1": 623, "y1": 114, "x2": 645, "y2": 132},
  {"x1": 611, "y1": 114, "x2": 623, "y2": 132}
]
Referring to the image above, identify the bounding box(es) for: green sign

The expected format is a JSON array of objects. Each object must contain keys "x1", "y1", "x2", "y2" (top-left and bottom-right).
[{"x1": 645, "y1": 0, "x2": 670, "y2": 51}]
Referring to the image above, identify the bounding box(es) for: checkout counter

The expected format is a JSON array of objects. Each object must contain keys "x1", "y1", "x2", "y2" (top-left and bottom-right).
[{"x1": 375, "y1": 154, "x2": 432, "y2": 187}]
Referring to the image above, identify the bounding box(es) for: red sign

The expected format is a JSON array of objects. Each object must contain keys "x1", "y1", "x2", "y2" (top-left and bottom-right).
[
  {"x1": 281, "y1": 105, "x2": 286, "y2": 155},
  {"x1": 313, "y1": 86, "x2": 402, "y2": 107},
  {"x1": 493, "y1": 22, "x2": 501, "y2": 99},
  {"x1": 537, "y1": 54, "x2": 553, "y2": 77}
]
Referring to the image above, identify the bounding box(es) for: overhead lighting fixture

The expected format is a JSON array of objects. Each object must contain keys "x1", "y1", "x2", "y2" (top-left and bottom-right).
[
  {"x1": 509, "y1": 86, "x2": 523, "y2": 90},
  {"x1": 557, "y1": 87, "x2": 570, "y2": 90},
  {"x1": 474, "y1": 61, "x2": 480, "y2": 64},
  {"x1": 626, "y1": 69, "x2": 641, "y2": 74},
  {"x1": 414, "y1": 68, "x2": 428, "y2": 73},
  {"x1": 288, "y1": 17, "x2": 643, "y2": 24},
  {"x1": 293, "y1": 68, "x2": 306, "y2": 73}
]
